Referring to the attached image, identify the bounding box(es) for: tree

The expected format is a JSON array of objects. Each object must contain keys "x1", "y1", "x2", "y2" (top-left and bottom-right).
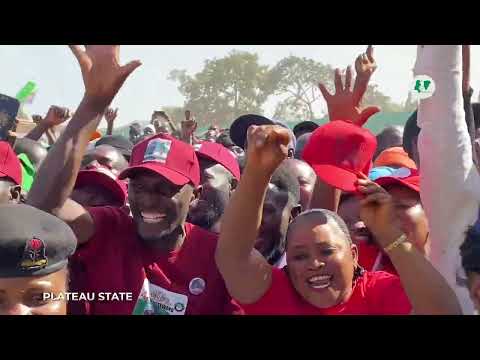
[
  {"x1": 160, "y1": 106, "x2": 185, "y2": 127},
  {"x1": 363, "y1": 84, "x2": 404, "y2": 113},
  {"x1": 168, "y1": 51, "x2": 273, "y2": 128},
  {"x1": 268, "y1": 56, "x2": 333, "y2": 120}
]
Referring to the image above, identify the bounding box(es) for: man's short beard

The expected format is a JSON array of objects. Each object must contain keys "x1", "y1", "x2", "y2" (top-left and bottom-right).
[
  {"x1": 137, "y1": 224, "x2": 184, "y2": 250},
  {"x1": 187, "y1": 201, "x2": 223, "y2": 230},
  {"x1": 187, "y1": 190, "x2": 228, "y2": 231}
]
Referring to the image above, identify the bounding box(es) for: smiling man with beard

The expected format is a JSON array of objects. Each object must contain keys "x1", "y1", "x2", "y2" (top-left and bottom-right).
[
  {"x1": 188, "y1": 142, "x2": 240, "y2": 233},
  {"x1": 27, "y1": 45, "x2": 243, "y2": 315}
]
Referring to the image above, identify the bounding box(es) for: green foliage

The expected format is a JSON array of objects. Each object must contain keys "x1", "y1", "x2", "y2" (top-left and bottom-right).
[
  {"x1": 269, "y1": 56, "x2": 333, "y2": 120},
  {"x1": 168, "y1": 51, "x2": 273, "y2": 128}
]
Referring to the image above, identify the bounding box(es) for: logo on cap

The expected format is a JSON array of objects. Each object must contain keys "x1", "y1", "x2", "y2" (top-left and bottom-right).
[
  {"x1": 189, "y1": 277, "x2": 206, "y2": 295},
  {"x1": 143, "y1": 138, "x2": 172, "y2": 164},
  {"x1": 20, "y1": 237, "x2": 48, "y2": 271}
]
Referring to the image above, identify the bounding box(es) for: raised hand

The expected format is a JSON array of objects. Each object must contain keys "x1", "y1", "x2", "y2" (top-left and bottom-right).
[
  {"x1": 68, "y1": 45, "x2": 141, "y2": 110},
  {"x1": 357, "y1": 177, "x2": 403, "y2": 248},
  {"x1": 319, "y1": 66, "x2": 380, "y2": 127},
  {"x1": 181, "y1": 110, "x2": 197, "y2": 136},
  {"x1": 462, "y1": 45, "x2": 470, "y2": 94},
  {"x1": 355, "y1": 45, "x2": 377, "y2": 80},
  {"x1": 245, "y1": 125, "x2": 290, "y2": 176},
  {"x1": 353, "y1": 45, "x2": 377, "y2": 105},
  {"x1": 104, "y1": 108, "x2": 118, "y2": 125},
  {"x1": 43, "y1": 106, "x2": 71, "y2": 127},
  {"x1": 32, "y1": 115, "x2": 43, "y2": 124}
]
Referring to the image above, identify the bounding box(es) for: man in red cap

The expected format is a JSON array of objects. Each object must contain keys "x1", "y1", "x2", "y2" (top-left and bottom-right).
[
  {"x1": 352, "y1": 168, "x2": 429, "y2": 274},
  {"x1": 69, "y1": 166, "x2": 128, "y2": 315},
  {"x1": 72, "y1": 166, "x2": 127, "y2": 208},
  {"x1": 188, "y1": 141, "x2": 240, "y2": 233},
  {"x1": 27, "y1": 45, "x2": 242, "y2": 315},
  {"x1": 0, "y1": 141, "x2": 22, "y2": 205}
]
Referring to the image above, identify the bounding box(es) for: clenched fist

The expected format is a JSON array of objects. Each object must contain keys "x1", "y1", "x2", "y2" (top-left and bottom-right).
[{"x1": 245, "y1": 125, "x2": 290, "y2": 176}]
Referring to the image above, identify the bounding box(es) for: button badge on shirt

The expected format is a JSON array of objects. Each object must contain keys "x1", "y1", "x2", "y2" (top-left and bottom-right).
[{"x1": 189, "y1": 277, "x2": 206, "y2": 295}]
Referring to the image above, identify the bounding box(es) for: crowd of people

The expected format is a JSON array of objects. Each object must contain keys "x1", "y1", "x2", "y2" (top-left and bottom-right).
[{"x1": 0, "y1": 44, "x2": 479, "y2": 315}]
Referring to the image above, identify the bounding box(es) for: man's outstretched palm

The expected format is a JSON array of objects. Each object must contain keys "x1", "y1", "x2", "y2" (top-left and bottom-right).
[
  {"x1": 69, "y1": 45, "x2": 141, "y2": 109},
  {"x1": 319, "y1": 66, "x2": 380, "y2": 127}
]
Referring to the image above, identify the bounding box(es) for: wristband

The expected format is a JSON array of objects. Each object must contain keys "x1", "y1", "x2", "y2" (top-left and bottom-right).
[{"x1": 384, "y1": 234, "x2": 408, "y2": 254}]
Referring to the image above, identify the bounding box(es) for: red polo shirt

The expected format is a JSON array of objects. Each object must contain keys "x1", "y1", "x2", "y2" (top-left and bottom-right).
[{"x1": 70, "y1": 206, "x2": 243, "y2": 315}]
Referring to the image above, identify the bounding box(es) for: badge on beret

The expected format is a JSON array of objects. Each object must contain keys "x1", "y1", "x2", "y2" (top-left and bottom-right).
[{"x1": 20, "y1": 237, "x2": 48, "y2": 271}]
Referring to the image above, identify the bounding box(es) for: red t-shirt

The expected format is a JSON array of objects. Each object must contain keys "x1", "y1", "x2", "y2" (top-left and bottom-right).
[
  {"x1": 242, "y1": 267, "x2": 411, "y2": 315},
  {"x1": 70, "y1": 206, "x2": 243, "y2": 315},
  {"x1": 357, "y1": 241, "x2": 397, "y2": 275}
]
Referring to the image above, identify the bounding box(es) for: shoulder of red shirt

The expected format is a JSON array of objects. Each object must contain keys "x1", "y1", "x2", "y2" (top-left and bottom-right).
[{"x1": 242, "y1": 267, "x2": 410, "y2": 315}]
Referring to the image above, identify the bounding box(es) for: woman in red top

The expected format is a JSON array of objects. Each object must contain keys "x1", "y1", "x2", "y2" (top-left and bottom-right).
[{"x1": 216, "y1": 125, "x2": 462, "y2": 315}]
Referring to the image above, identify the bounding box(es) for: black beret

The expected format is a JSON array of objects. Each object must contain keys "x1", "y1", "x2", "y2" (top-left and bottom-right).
[{"x1": 0, "y1": 204, "x2": 77, "y2": 278}]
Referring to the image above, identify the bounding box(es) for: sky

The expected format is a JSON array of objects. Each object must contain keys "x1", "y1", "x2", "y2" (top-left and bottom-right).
[{"x1": 1, "y1": 45, "x2": 479, "y2": 128}]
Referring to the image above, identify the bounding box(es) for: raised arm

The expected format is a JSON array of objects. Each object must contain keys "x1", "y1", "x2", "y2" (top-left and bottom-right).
[
  {"x1": 104, "y1": 108, "x2": 118, "y2": 135},
  {"x1": 358, "y1": 178, "x2": 462, "y2": 314},
  {"x1": 27, "y1": 45, "x2": 141, "y2": 244},
  {"x1": 416, "y1": 45, "x2": 480, "y2": 314},
  {"x1": 216, "y1": 125, "x2": 290, "y2": 304},
  {"x1": 461, "y1": 45, "x2": 477, "y2": 165},
  {"x1": 27, "y1": 107, "x2": 70, "y2": 143},
  {"x1": 310, "y1": 46, "x2": 379, "y2": 211}
]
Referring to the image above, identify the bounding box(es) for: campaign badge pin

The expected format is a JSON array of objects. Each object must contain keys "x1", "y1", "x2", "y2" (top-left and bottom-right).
[
  {"x1": 410, "y1": 75, "x2": 435, "y2": 101},
  {"x1": 189, "y1": 277, "x2": 206, "y2": 295}
]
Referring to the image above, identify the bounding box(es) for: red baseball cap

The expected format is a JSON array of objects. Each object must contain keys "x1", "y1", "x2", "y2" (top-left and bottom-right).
[
  {"x1": 0, "y1": 141, "x2": 22, "y2": 186},
  {"x1": 373, "y1": 147, "x2": 417, "y2": 169},
  {"x1": 75, "y1": 168, "x2": 128, "y2": 205},
  {"x1": 375, "y1": 167, "x2": 420, "y2": 193},
  {"x1": 302, "y1": 120, "x2": 377, "y2": 192},
  {"x1": 118, "y1": 134, "x2": 200, "y2": 187},
  {"x1": 194, "y1": 141, "x2": 240, "y2": 180}
]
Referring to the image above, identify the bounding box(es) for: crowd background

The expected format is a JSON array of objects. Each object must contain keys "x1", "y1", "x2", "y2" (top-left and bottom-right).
[{"x1": 0, "y1": 45, "x2": 479, "y2": 315}]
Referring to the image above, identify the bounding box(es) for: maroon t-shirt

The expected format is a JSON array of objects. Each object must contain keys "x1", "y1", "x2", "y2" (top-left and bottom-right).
[
  {"x1": 70, "y1": 206, "x2": 243, "y2": 315},
  {"x1": 242, "y1": 268, "x2": 411, "y2": 315}
]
